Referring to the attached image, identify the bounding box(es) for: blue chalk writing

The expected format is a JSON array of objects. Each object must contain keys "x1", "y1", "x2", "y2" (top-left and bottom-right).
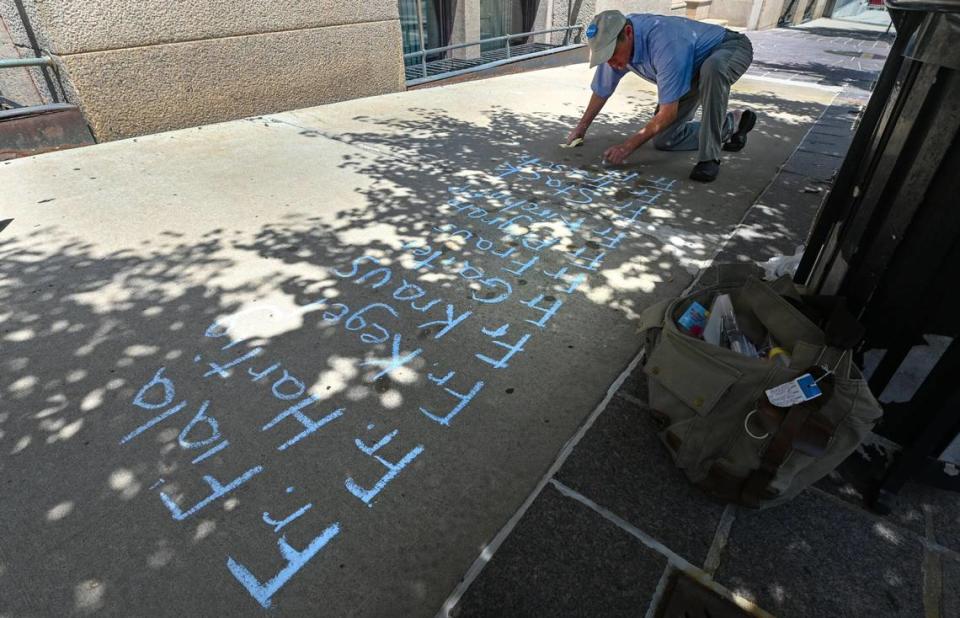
[
  {"x1": 345, "y1": 303, "x2": 398, "y2": 345},
  {"x1": 262, "y1": 394, "x2": 344, "y2": 451},
  {"x1": 641, "y1": 175, "x2": 677, "y2": 192},
  {"x1": 519, "y1": 235, "x2": 561, "y2": 252},
  {"x1": 482, "y1": 323, "x2": 510, "y2": 338},
  {"x1": 227, "y1": 521, "x2": 340, "y2": 609},
  {"x1": 204, "y1": 347, "x2": 263, "y2": 379},
  {"x1": 626, "y1": 187, "x2": 664, "y2": 205},
  {"x1": 502, "y1": 255, "x2": 539, "y2": 277},
  {"x1": 355, "y1": 266, "x2": 393, "y2": 289},
  {"x1": 132, "y1": 367, "x2": 175, "y2": 409},
  {"x1": 547, "y1": 176, "x2": 597, "y2": 205},
  {"x1": 565, "y1": 247, "x2": 606, "y2": 272},
  {"x1": 120, "y1": 400, "x2": 187, "y2": 444},
  {"x1": 333, "y1": 255, "x2": 381, "y2": 279},
  {"x1": 420, "y1": 372, "x2": 485, "y2": 426},
  {"x1": 191, "y1": 439, "x2": 230, "y2": 464},
  {"x1": 355, "y1": 428, "x2": 398, "y2": 455},
  {"x1": 177, "y1": 400, "x2": 222, "y2": 449},
  {"x1": 611, "y1": 203, "x2": 649, "y2": 227},
  {"x1": 475, "y1": 325, "x2": 531, "y2": 369},
  {"x1": 345, "y1": 426, "x2": 424, "y2": 507},
  {"x1": 360, "y1": 334, "x2": 422, "y2": 381},
  {"x1": 417, "y1": 304, "x2": 472, "y2": 339},
  {"x1": 158, "y1": 466, "x2": 263, "y2": 521},
  {"x1": 328, "y1": 257, "x2": 475, "y2": 331},
  {"x1": 271, "y1": 370, "x2": 306, "y2": 400},
  {"x1": 521, "y1": 294, "x2": 564, "y2": 329},
  {"x1": 543, "y1": 266, "x2": 588, "y2": 295},
  {"x1": 248, "y1": 362, "x2": 280, "y2": 382},
  {"x1": 494, "y1": 157, "x2": 542, "y2": 180},
  {"x1": 593, "y1": 226, "x2": 627, "y2": 250},
  {"x1": 262, "y1": 503, "x2": 313, "y2": 533},
  {"x1": 392, "y1": 279, "x2": 427, "y2": 302}
]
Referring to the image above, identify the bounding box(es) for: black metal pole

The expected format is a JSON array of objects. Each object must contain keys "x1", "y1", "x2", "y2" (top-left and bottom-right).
[{"x1": 795, "y1": 11, "x2": 921, "y2": 285}]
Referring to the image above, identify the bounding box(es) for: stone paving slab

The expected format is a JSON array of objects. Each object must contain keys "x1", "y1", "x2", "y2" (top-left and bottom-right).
[
  {"x1": 451, "y1": 484, "x2": 668, "y2": 618},
  {"x1": 780, "y1": 148, "x2": 844, "y2": 182},
  {"x1": 944, "y1": 556, "x2": 960, "y2": 618},
  {"x1": 799, "y1": 131, "x2": 853, "y2": 158},
  {"x1": 818, "y1": 467, "x2": 960, "y2": 557},
  {"x1": 715, "y1": 490, "x2": 926, "y2": 617},
  {"x1": 716, "y1": 170, "x2": 828, "y2": 264},
  {"x1": 747, "y1": 19, "x2": 892, "y2": 93},
  {"x1": 555, "y1": 394, "x2": 726, "y2": 568}
]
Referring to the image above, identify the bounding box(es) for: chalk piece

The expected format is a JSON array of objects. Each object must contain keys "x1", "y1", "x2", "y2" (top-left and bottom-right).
[{"x1": 560, "y1": 137, "x2": 584, "y2": 149}]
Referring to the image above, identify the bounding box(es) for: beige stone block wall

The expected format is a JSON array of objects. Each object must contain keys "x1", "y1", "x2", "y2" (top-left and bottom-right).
[
  {"x1": 791, "y1": 0, "x2": 815, "y2": 24},
  {"x1": 755, "y1": 0, "x2": 788, "y2": 30},
  {"x1": 811, "y1": 0, "x2": 831, "y2": 19},
  {"x1": 550, "y1": 0, "x2": 599, "y2": 30},
  {"x1": 685, "y1": 0, "x2": 712, "y2": 20},
  {"x1": 60, "y1": 20, "x2": 405, "y2": 141},
  {"x1": 450, "y1": 0, "x2": 482, "y2": 59},
  {"x1": 11, "y1": 0, "x2": 405, "y2": 141},
  {"x1": 28, "y1": 0, "x2": 400, "y2": 55},
  {"x1": 707, "y1": 0, "x2": 756, "y2": 26},
  {"x1": 596, "y1": 0, "x2": 674, "y2": 14}
]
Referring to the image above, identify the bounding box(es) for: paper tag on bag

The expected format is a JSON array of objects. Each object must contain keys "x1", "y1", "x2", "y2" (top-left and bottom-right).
[{"x1": 765, "y1": 373, "x2": 822, "y2": 408}]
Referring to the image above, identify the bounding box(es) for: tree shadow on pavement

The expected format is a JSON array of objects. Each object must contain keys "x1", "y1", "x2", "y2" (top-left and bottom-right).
[{"x1": 0, "y1": 85, "x2": 832, "y2": 616}]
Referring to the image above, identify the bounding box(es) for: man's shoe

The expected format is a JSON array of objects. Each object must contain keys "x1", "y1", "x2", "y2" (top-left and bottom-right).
[
  {"x1": 690, "y1": 159, "x2": 720, "y2": 182},
  {"x1": 723, "y1": 110, "x2": 757, "y2": 152}
]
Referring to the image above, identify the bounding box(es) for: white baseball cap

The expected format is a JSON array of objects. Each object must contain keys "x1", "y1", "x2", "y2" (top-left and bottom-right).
[{"x1": 585, "y1": 10, "x2": 628, "y2": 68}]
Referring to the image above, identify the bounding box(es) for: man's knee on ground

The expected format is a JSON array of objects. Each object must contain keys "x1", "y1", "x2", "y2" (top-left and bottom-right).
[{"x1": 653, "y1": 132, "x2": 675, "y2": 150}]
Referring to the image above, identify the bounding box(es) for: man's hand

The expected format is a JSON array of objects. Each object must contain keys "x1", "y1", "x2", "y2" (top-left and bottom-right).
[
  {"x1": 566, "y1": 125, "x2": 587, "y2": 146},
  {"x1": 567, "y1": 93, "x2": 607, "y2": 146},
  {"x1": 602, "y1": 102, "x2": 679, "y2": 164},
  {"x1": 603, "y1": 141, "x2": 636, "y2": 165}
]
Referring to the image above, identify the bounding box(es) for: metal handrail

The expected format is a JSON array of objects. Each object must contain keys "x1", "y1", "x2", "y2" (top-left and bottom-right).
[
  {"x1": 0, "y1": 56, "x2": 53, "y2": 69},
  {"x1": 403, "y1": 25, "x2": 583, "y2": 60},
  {"x1": 0, "y1": 102, "x2": 76, "y2": 119}
]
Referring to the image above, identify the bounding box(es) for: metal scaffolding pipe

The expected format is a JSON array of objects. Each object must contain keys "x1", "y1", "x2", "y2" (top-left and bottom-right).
[
  {"x1": 0, "y1": 56, "x2": 53, "y2": 69},
  {"x1": 403, "y1": 25, "x2": 582, "y2": 60}
]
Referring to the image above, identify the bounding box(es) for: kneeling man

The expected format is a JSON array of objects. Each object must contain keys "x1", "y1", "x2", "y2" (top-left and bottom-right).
[{"x1": 568, "y1": 10, "x2": 757, "y2": 182}]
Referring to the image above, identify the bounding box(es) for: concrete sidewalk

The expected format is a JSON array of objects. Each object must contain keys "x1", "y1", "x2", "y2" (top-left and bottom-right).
[{"x1": 0, "y1": 21, "x2": 915, "y2": 618}]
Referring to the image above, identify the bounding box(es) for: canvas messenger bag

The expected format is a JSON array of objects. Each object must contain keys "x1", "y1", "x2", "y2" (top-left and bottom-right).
[{"x1": 638, "y1": 273, "x2": 883, "y2": 508}]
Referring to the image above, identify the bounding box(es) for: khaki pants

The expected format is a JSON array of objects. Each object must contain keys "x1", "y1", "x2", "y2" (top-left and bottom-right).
[{"x1": 652, "y1": 32, "x2": 754, "y2": 162}]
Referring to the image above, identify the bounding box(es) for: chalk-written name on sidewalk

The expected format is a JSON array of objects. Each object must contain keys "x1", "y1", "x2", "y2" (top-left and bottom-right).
[{"x1": 116, "y1": 156, "x2": 677, "y2": 609}]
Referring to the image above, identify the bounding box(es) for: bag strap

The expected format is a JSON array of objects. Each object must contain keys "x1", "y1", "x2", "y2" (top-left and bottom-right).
[{"x1": 740, "y1": 366, "x2": 835, "y2": 507}]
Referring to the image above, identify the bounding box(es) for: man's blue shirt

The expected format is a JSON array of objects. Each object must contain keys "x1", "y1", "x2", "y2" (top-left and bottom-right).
[{"x1": 591, "y1": 14, "x2": 726, "y2": 104}]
